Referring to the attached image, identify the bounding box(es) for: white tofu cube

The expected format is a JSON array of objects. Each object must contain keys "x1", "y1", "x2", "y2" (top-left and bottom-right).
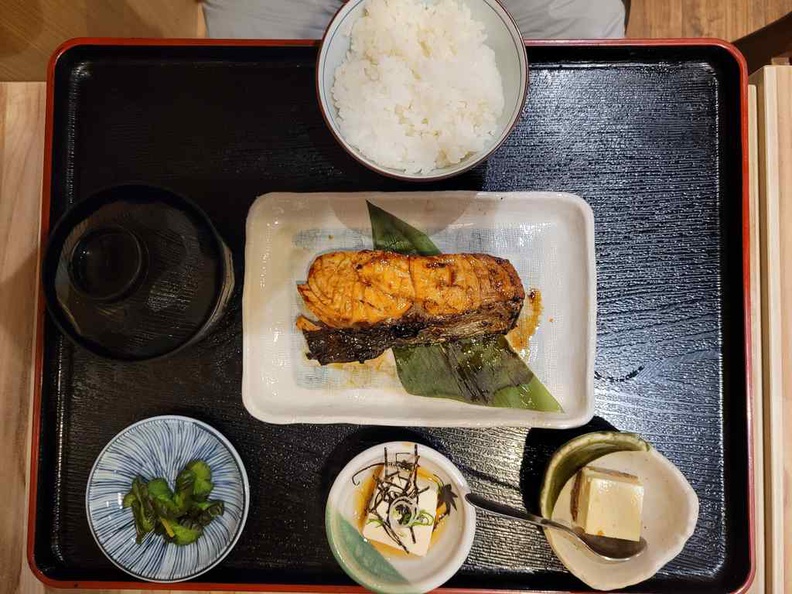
[
  {"x1": 574, "y1": 466, "x2": 644, "y2": 542},
  {"x1": 362, "y1": 468, "x2": 438, "y2": 557}
]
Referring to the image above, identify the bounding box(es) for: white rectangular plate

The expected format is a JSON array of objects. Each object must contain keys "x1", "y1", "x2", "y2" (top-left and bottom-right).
[{"x1": 242, "y1": 191, "x2": 595, "y2": 428}]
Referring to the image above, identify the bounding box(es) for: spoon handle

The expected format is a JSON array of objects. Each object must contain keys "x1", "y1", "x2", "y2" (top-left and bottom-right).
[
  {"x1": 465, "y1": 493, "x2": 571, "y2": 533},
  {"x1": 465, "y1": 493, "x2": 647, "y2": 562}
]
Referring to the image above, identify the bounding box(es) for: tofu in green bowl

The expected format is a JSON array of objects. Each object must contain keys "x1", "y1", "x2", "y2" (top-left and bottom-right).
[{"x1": 540, "y1": 431, "x2": 700, "y2": 591}]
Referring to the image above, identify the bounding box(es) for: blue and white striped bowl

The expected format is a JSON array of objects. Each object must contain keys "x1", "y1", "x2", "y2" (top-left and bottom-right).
[{"x1": 86, "y1": 415, "x2": 249, "y2": 583}]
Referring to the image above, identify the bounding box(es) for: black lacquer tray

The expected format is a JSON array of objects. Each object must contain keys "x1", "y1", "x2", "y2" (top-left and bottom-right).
[{"x1": 29, "y1": 39, "x2": 752, "y2": 593}]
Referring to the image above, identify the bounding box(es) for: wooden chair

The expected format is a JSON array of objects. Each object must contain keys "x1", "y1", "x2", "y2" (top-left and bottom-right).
[{"x1": 735, "y1": 11, "x2": 792, "y2": 73}]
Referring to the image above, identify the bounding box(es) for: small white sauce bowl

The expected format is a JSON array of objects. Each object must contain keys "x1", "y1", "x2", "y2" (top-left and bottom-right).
[{"x1": 325, "y1": 441, "x2": 476, "y2": 593}]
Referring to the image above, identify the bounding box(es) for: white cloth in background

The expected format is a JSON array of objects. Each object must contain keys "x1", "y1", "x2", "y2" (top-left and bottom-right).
[{"x1": 202, "y1": 0, "x2": 626, "y2": 40}]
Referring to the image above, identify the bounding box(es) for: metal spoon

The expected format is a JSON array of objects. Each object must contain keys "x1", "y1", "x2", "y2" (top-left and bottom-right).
[{"x1": 465, "y1": 493, "x2": 647, "y2": 562}]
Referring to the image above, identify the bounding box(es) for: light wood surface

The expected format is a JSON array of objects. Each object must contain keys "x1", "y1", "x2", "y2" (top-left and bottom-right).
[
  {"x1": 0, "y1": 0, "x2": 204, "y2": 81},
  {"x1": 751, "y1": 65, "x2": 792, "y2": 594},
  {"x1": 779, "y1": 69, "x2": 792, "y2": 594},
  {"x1": 747, "y1": 83, "x2": 765, "y2": 594},
  {"x1": 757, "y1": 67, "x2": 783, "y2": 593},
  {"x1": 775, "y1": 66, "x2": 792, "y2": 592},
  {"x1": 628, "y1": 0, "x2": 792, "y2": 40},
  {"x1": 0, "y1": 82, "x2": 45, "y2": 594}
]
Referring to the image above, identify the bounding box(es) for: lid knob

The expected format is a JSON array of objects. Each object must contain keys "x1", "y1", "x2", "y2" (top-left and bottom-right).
[{"x1": 69, "y1": 227, "x2": 145, "y2": 302}]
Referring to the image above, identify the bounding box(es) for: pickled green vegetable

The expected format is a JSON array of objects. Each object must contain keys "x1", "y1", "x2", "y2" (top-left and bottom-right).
[{"x1": 122, "y1": 459, "x2": 225, "y2": 546}]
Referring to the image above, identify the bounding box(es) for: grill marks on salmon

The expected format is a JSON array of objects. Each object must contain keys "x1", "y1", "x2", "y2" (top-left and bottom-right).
[
  {"x1": 296, "y1": 250, "x2": 525, "y2": 364},
  {"x1": 297, "y1": 251, "x2": 414, "y2": 329}
]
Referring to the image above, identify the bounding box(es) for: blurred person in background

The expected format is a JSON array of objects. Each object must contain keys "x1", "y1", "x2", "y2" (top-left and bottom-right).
[{"x1": 202, "y1": 0, "x2": 627, "y2": 40}]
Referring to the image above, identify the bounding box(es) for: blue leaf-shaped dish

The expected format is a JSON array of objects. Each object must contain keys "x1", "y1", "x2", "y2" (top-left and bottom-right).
[{"x1": 86, "y1": 415, "x2": 249, "y2": 582}]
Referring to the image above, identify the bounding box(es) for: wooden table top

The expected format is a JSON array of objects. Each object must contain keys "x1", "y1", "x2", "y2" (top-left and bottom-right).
[
  {"x1": 0, "y1": 82, "x2": 47, "y2": 594},
  {"x1": 0, "y1": 77, "x2": 781, "y2": 594}
]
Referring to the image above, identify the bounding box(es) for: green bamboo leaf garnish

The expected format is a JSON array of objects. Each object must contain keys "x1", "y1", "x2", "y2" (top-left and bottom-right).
[
  {"x1": 368, "y1": 201, "x2": 442, "y2": 257},
  {"x1": 366, "y1": 201, "x2": 562, "y2": 412}
]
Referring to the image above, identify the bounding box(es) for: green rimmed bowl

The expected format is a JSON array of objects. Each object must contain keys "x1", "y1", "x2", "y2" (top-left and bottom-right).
[
  {"x1": 325, "y1": 442, "x2": 475, "y2": 594},
  {"x1": 539, "y1": 431, "x2": 699, "y2": 591}
]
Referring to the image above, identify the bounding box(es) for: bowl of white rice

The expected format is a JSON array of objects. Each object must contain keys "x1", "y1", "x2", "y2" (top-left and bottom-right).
[{"x1": 317, "y1": 0, "x2": 528, "y2": 181}]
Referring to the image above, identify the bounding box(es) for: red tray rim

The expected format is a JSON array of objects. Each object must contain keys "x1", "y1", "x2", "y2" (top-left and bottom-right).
[{"x1": 27, "y1": 36, "x2": 755, "y2": 594}]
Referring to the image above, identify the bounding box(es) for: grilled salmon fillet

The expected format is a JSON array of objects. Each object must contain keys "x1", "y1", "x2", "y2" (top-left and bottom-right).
[{"x1": 296, "y1": 250, "x2": 525, "y2": 364}]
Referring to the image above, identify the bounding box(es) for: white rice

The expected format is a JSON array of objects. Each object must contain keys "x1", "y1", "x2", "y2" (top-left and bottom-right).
[{"x1": 331, "y1": 0, "x2": 505, "y2": 174}]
